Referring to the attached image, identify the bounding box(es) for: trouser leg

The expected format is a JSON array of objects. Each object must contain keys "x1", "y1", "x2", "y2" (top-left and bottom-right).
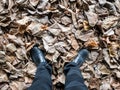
[
  {"x1": 64, "y1": 62, "x2": 88, "y2": 90},
  {"x1": 28, "y1": 63, "x2": 52, "y2": 90}
]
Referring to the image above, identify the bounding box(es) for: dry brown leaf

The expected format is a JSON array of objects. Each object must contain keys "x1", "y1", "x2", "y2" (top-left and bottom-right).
[
  {"x1": 52, "y1": 51, "x2": 60, "y2": 62},
  {"x1": 7, "y1": 34, "x2": 24, "y2": 45},
  {"x1": 16, "y1": 17, "x2": 31, "y2": 25},
  {"x1": 54, "y1": 42, "x2": 67, "y2": 53},
  {"x1": 108, "y1": 42, "x2": 119, "y2": 57},
  {"x1": 15, "y1": 48, "x2": 28, "y2": 60},
  {"x1": 85, "y1": 11, "x2": 98, "y2": 27},
  {"x1": 42, "y1": 34, "x2": 56, "y2": 53},
  {"x1": 89, "y1": 51, "x2": 99, "y2": 63},
  {"x1": 0, "y1": 51, "x2": 5, "y2": 58},
  {"x1": 10, "y1": 81, "x2": 26, "y2": 90},
  {"x1": 26, "y1": 22, "x2": 43, "y2": 36},
  {"x1": 6, "y1": 43, "x2": 17, "y2": 53},
  {"x1": 98, "y1": 0, "x2": 106, "y2": 5},
  {"x1": 24, "y1": 62, "x2": 36, "y2": 77},
  {"x1": 82, "y1": 72, "x2": 91, "y2": 79},
  {"x1": 0, "y1": 1, "x2": 4, "y2": 12},
  {"x1": 99, "y1": 65, "x2": 111, "y2": 75},
  {"x1": 5, "y1": 55, "x2": 15, "y2": 63},
  {"x1": 84, "y1": 38, "x2": 99, "y2": 49},
  {"x1": 5, "y1": 62, "x2": 18, "y2": 73},
  {"x1": 24, "y1": 77, "x2": 33, "y2": 84},
  {"x1": 48, "y1": 23, "x2": 61, "y2": 36},
  {"x1": 0, "y1": 70, "x2": 8, "y2": 83},
  {"x1": 58, "y1": 4, "x2": 77, "y2": 28},
  {"x1": 100, "y1": 80, "x2": 111, "y2": 90},
  {"x1": 57, "y1": 23, "x2": 72, "y2": 33},
  {"x1": 115, "y1": 0, "x2": 120, "y2": 12},
  {"x1": 37, "y1": 0, "x2": 48, "y2": 10},
  {"x1": 1, "y1": 84, "x2": 9, "y2": 90},
  {"x1": 27, "y1": 23, "x2": 49, "y2": 36},
  {"x1": 66, "y1": 50, "x2": 77, "y2": 61},
  {"x1": 8, "y1": 0, "x2": 14, "y2": 10},
  {"x1": 0, "y1": 17, "x2": 11, "y2": 27},
  {"x1": 104, "y1": 29, "x2": 114, "y2": 36},
  {"x1": 68, "y1": 34, "x2": 79, "y2": 50},
  {"x1": 103, "y1": 49, "x2": 118, "y2": 69},
  {"x1": 18, "y1": 25, "x2": 27, "y2": 34},
  {"x1": 78, "y1": 31, "x2": 94, "y2": 41},
  {"x1": 89, "y1": 78, "x2": 100, "y2": 90},
  {"x1": 114, "y1": 70, "x2": 120, "y2": 79},
  {"x1": 16, "y1": 0, "x2": 26, "y2": 4},
  {"x1": 61, "y1": 16, "x2": 71, "y2": 25},
  {"x1": 83, "y1": 20, "x2": 90, "y2": 31},
  {"x1": 45, "y1": 54, "x2": 53, "y2": 61},
  {"x1": 57, "y1": 74, "x2": 65, "y2": 84},
  {"x1": 111, "y1": 79, "x2": 120, "y2": 89},
  {"x1": 25, "y1": 41, "x2": 35, "y2": 51},
  {"x1": 102, "y1": 16, "x2": 119, "y2": 30},
  {"x1": 41, "y1": 24, "x2": 48, "y2": 30},
  {"x1": 29, "y1": 0, "x2": 39, "y2": 7}
]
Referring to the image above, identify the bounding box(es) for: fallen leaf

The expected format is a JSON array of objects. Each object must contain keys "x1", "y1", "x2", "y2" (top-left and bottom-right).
[
  {"x1": 29, "y1": 0, "x2": 39, "y2": 7},
  {"x1": 61, "y1": 16, "x2": 71, "y2": 25},
  {"x1": 114, "y1": 70, "x2": 120, "y2": 79},
  {"x1": 0, "y1": 51, "x2": 5, "y2": 58},
  {"x1": 48, "y1": 23, "x2": 61, "y2": 35},
  {"x1": 24, "y1": 62, "x2": 36, "y2": 77},
  {"x1": 26, "y1": 22, "x2": 43, "y2": 36},
  {"x1": 37, "y1": 0, "x2": 48, "y2": 10},
  {"x1": 89, "y1": 78, "x2": 100, "y2": 90},
  {"x1": 89, "y1": 51, "x2": 99, "y2": 62},
  {"x1": 52, "y1": 51, "x2": 60, "y2": 62},
  {"x1": 83, "y1": 20, "x2": 89, "y2": 31},
  {"x1": 108, "y1": 42, "x2": 119, "y2": 57},
  {"x1": 102, "y1": 16, "x2": 119, "y2": 30},
  {"x1": 8, "y1": 0, "x2": 14, "y2": 10},
  {"x1": 1, "y1": 84, "x2": 9, "y2": 90},
  {"x1": 84, "y1": 38, "x2": 99, "y2": 49},
  {"x1": 0, "y1": 70, "x2": 8, "y2": 83},
  {"x1": 68, "y1": 34, "x2": 79, "y2": 50},
  {"x1": 99, "y1": 65, "x2": 111, "y2": 75},
  {"x1": 10, "y1": 81, "x2": 26, "y2": 90},
  {"x1": 115, "y1": 0, "x2": 120, "y2": 12},
  {"x1": 6, "y1": 43, "x2": 17, "y2": 52},
  {"x1": 103, "y1": 49, "x2": 118, "y2": 69},
  {"x1": 78, "y1": 31, "x2": 94, "y2": 41},
  {"x1": 98, "y1": 0, "x2": 106, "y2": 5},
  {"x1": 82, "y1": 72, "x2": 91, "y2": 79},
  {"x1": 16, "y1": 16, "x2": 31, "y2": 25},
  {"x1": 7, "y1": 34, "x2": 24, "y2": 46},
  {"x1": 104, "y1": 29, "x2": 114, "y2": 36},
  {"x1": 57, "y1": 74, "x2": 65, "y2": 84},
  {"x1": 85, "y1": 11, "x2": 98, "y2": 27},
  {"x1": 100, "y1": 80, "x2": 111, "y2": 90}
]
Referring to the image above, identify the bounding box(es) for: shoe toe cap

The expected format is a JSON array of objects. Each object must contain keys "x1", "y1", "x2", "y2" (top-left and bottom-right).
[{"x1": 79, "y1": 49, "x2": 89, "y2": 59}]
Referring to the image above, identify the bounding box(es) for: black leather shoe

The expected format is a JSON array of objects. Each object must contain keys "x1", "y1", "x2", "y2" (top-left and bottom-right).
[
  {"x1": 72, "y1": 49, "x2": 89, "y2": 66},
  {"x1": 30, "y1": 46, "x2": 46, "y2": 66}
]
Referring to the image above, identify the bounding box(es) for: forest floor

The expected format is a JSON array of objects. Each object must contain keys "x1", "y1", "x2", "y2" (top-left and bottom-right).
[{"x1": 0, "y1": 0, "x2": 120, "y2": 90}]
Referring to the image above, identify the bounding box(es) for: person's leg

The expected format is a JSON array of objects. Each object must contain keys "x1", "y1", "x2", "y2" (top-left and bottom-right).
[
  {"x1": 28, "y1": 63, "x2": 52, "y2": 90},
  {"x1": 64, "y1": 49, "x2": 89, "y2": 90},
  {"x1": 28, "y1": 45, "x2": 52, "y2": 90},
  {"x1": 64, "y1": 62, "x2": 87, "y2": 90}
]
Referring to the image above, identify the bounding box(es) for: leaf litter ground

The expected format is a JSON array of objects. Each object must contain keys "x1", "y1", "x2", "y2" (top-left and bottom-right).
[{"x1": 0, "y1": 0, "x2": 120, "y2": 90}]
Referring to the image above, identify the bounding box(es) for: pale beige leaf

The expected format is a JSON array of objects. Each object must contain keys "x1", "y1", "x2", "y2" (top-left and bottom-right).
[{"x1": 6, "y1": 43, "x2": 17, "y2": 52}]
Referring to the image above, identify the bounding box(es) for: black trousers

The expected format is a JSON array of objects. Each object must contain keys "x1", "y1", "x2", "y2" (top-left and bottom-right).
[{"x1": 28, "y1": 62, "x2": 88, "y2": 90}]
